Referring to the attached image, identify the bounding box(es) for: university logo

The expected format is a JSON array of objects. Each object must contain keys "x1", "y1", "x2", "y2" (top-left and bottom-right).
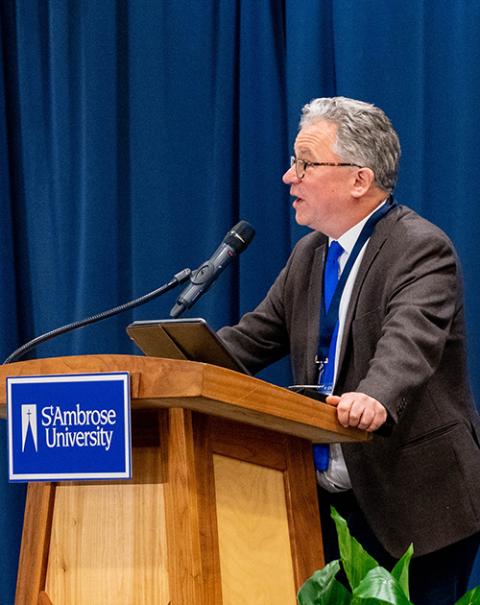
[
  {"x1": 7, "y1": 372, "x2": 132, "y2": 482},
  {"x1": 21, "y1": 404, "x2": 38, "y2": 452}
]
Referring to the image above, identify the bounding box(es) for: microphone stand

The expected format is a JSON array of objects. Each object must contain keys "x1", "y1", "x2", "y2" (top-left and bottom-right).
[{"x1": 3, "y1": 268, "x2": 192, "y2": 365}]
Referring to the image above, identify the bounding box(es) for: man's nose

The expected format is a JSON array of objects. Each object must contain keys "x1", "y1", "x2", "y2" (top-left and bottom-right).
[{"x1": 282, "y1": 165, "x2": 300, "y2": 185}]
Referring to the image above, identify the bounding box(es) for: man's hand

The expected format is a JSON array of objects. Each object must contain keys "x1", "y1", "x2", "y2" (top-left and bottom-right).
[{"x1": 325, "y1": 392, "x2": 387, "y2": 432}]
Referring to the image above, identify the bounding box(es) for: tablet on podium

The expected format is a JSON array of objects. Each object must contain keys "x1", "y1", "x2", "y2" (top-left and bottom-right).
[{"x1": 126, "y1": 317, "x2": 250, "y2": 374}]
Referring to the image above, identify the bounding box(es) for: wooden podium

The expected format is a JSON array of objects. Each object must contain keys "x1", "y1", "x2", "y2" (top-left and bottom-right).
[{"x1": 0, "y1": 355, "x2": 367, "y2": 605}]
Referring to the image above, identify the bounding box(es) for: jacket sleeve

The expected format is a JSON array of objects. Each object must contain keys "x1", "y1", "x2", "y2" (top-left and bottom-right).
[{"x1": 217, "y1": 263, "x2": 291, "y2": 374}]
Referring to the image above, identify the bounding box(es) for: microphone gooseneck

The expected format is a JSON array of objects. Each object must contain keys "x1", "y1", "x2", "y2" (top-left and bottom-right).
[
  {"x1": 4, "y1": 220, "x2": 255, "y2": 364},
  {"x1": 3, "y1": 268, "x2": 192, "y2": 365}
]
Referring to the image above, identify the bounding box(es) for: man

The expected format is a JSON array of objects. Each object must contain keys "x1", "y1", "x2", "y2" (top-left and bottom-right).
[{"x1": 218, "y1": 97, "x2": 480, "y2": 604}]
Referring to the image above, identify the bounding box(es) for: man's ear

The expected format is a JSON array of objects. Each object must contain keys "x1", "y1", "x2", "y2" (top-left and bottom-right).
[{"x1": 351, "y1": 167, "x2": 376, "y2": 198}]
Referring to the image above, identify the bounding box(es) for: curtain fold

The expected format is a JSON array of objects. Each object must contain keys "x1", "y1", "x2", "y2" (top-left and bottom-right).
[
  {"x1": 1, "y1": 1, "x2": 480, "y2": 600},
  {"x1": 0, "y1": 5, "x2": 27, "y2": 603}
]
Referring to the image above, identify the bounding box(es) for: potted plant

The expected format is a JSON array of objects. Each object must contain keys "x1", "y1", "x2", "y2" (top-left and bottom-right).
[{"x1": 297, "y1": 508, "x2": 480, "y2": 605}]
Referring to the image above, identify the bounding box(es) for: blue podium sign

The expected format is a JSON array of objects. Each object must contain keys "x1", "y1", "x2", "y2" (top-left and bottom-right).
[{"x1": 7, "y1": 372, "x2": 131, "y2": 482}]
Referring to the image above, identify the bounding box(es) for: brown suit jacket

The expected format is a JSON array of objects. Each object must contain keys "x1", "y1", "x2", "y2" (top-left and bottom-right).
[{"x1": 219, "y1": 204, "x2": 480, "y2": 557}]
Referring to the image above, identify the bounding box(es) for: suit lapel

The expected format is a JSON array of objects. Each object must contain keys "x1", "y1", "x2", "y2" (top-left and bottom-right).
[{"x1": 336, "y1": 207, "x2": 400, "y2": 374}]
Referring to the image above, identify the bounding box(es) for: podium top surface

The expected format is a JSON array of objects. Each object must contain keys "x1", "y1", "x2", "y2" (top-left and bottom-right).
[{"x1": 0, "y1": 354, "x2": 368, "y2": 444}]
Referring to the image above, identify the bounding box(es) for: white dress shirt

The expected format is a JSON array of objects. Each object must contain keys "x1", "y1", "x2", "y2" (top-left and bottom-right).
[{"x1": 317, "y1": 201, "x2": 386, "y2": 492}]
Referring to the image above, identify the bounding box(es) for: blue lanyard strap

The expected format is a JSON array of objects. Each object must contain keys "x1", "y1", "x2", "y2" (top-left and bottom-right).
[{"x1": 316, "y1": 197, "x2": 397, "y2": 365}]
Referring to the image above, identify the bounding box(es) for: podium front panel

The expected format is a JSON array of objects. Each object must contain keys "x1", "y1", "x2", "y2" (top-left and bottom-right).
[
  {"x1": 213, "y1": 455, "x2": 297, "y2": 604},
  {"x1": 44, "y1": 416, "x2": 170, "y2": 604}
]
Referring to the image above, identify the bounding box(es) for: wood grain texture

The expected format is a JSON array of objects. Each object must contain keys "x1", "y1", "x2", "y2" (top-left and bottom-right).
[
  {"x1": 0, "y1": 355, "x2": 368, "y2": 444},
  {"x1": 213, "y1": 455, "x2": 297, "y2": 605},
  {"x1": 2, "y1": 355, "x2": 362, "y2": 604},
  {"x1": 207, "y1": 416, "x2": 291, "y2": 470},
  {"x1": 37, "y1": 592, "x2": 53, "y2": 605},
  {"x1": 44, "y1": 443, "x2": 169, "y2": 605},
  {"x1": 15, "y1": 483, "x2": 56, "y2": 605},
  {"x1": 162, "y1": 408, "x2": 208, "y2": 604},
  {"x1": 284, "y1": 437, "x2": 325, "y2": 581},
  {"x1": 192, "y1": 414, "x2": 223, "y2": 603},
  {"x1": 207, "y1": 416, "x2": 324, "y2": 590}
]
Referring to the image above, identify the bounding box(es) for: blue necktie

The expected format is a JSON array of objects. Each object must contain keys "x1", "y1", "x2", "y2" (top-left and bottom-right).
[{"x1": 314, "y1": 241, "x2": 344, "y2": 472}]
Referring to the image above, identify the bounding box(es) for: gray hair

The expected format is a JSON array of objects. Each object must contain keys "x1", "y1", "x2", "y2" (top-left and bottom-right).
[{"x1": 300, "y1": 97, "x2": 401, "y2": 193}]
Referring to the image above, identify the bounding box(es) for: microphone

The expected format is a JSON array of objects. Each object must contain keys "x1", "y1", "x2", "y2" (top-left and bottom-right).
[{"x1": 170, "y1": 220, "x2": 255, "y2": 318}]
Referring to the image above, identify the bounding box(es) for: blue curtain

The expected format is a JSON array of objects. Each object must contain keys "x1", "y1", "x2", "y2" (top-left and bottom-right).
[
  {"x1": 0, "y1": 5, "x2": 26, "y2": 600},
  {"x1": 1, "y1": 1, "x2": 480, "y2": 601}
]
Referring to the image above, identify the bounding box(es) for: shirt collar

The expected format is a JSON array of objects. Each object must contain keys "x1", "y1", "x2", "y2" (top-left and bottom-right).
[{"x1": 329, "y1": 200, "x2": 387, "y2": 256}]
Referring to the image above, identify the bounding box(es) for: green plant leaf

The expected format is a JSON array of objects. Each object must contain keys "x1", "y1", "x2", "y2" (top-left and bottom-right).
[
  {"x1": 390, "y1": 544, "x2": 414, "y2": 599},
  {"x1": 352, "y1": 566, "x2": 413, "y2": 604},
  {"x1": 331, "y1": 506, "x2": 379, "y2": 590},
  {"x1": 297, "y1": 560, "x2": 352, "y2": 605},
  {"x1": 454, "y1": 586, "x2": 480, "y2": 605}
]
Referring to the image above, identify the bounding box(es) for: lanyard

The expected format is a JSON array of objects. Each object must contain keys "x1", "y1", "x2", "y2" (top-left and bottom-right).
[{"x1": 316, "y1": 197, "x2": 396, "y2": 367}]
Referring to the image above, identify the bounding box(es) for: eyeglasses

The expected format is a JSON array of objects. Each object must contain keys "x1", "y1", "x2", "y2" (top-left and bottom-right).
[{"x1": 290, "y1": 156, "x2": 362, "y2": 179}]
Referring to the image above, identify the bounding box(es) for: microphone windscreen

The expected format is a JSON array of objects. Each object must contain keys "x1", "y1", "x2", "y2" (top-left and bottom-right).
[{"x1": 223, "y1": 220, "x2": 255, "y2": 252}]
